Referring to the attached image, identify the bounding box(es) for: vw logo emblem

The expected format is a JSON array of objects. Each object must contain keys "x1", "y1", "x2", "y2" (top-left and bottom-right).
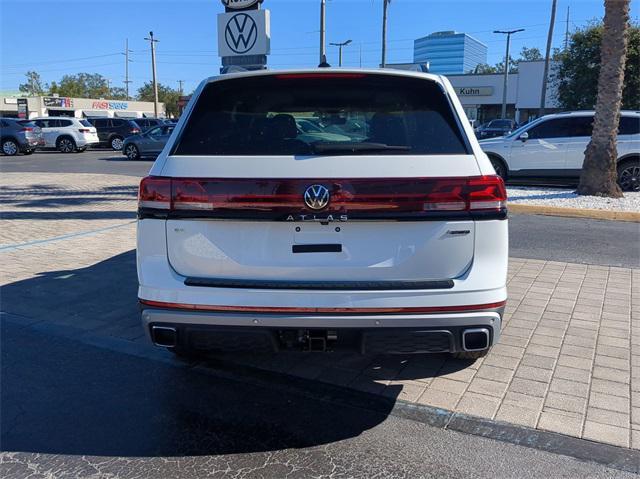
[
  {"x1": 224, "y1": 13, "x2": 258, "y2": 54},
  {"x1": 304, "y1": 185, "x2": 330, "y2": 210}
]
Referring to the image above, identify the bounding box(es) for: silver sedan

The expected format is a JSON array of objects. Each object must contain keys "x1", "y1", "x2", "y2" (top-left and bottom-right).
[{"x1": 122, "y1": 125, "x2": 175, "y2": 160}]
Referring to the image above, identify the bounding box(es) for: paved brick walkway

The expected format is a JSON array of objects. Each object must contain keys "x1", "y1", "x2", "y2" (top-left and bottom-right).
[{"x1": 2, "y1": 172, "x2": 639, "y2": 449}]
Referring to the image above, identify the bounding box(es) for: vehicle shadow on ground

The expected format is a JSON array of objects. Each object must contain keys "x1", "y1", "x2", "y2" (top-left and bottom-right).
[{"x1": 1, "y1": 250, "x2": 473, "y2": 457}]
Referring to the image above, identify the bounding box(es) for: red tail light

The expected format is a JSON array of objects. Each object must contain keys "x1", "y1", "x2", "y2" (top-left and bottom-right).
[
  {"x1": 139, "y1": 177, "x2": 171, "y2": 210},
  {"x1": 138, "y1": 175, "x2": 507, "y2": 219},
  {"x1": 131, "y1": 128, "x2": 140, "y2": 134},
  {"x1": 19, "y1": 127, "x2": 34, "y2": 132},
  {"x1": 468, "y1": 175, "x2": 507, "y2": 210},
  {"x1": 78, "y1": 128, "x2": 90, "y2": 133}
]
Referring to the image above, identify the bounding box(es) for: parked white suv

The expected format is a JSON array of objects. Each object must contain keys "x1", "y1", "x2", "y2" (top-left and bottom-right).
[
  {"x1": 137, "y1": 69, "x2": 508, "y2": 358},
  {"x1": 479, "y1": 111, "x2": 640, "y2": 191},
  {"x1": 33, "y1": 117, "x2": 99, "y2": 153}
]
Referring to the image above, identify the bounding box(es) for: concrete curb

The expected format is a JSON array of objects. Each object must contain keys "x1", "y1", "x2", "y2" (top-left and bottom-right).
[{"x1": 509, "y1": 203, "x2": 640, "y2": 222}]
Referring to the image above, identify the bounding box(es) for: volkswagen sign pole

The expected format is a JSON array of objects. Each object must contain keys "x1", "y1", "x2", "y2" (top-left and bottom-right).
[{"x1": 219, "y1": 0, "x2": 270, "y2": 73}]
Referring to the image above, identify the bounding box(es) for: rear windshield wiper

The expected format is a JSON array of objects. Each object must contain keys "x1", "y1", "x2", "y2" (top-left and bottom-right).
[{"x1": 312, "y1": 142, "x2": 412, "y2": 154}]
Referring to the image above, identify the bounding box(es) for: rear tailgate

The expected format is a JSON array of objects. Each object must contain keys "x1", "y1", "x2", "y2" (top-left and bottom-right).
[{"x1": 141, "y1": 71, "x2": 506, "y2": 286}]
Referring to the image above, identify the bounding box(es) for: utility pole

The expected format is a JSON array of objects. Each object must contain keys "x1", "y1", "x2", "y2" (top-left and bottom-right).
[
  {"x1": 123, "y1": 38, "x2": 132, "y2": 100},
  {"x1": 144, "y1": 31, "x2": 159, "y2": 118},
  {"x1": 381, "y1": 0, "x2": 390, "y2": 67},
  {"x1": 494, "y1": 29, "x2": 524, "y2": 119},
  {"x1": 540, "y1": 0, "x2": 557, "y2": 117},
  {"x1": 330, "y1": 40, "x2": 352, "y2": 67},
  {"x1": 319, "y1": 0, "x2": 326, "y2": 65},
  {"x1": 178, "y1": 80, "x2": 184, "y2": 95},
  {"x1": 564, "y1": 5, "x2": 570, "y2": 50}
]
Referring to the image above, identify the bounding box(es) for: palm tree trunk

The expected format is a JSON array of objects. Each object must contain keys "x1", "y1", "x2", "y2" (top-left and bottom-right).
[{"x1": 576, "y1": 0, "x2": 630, "y2": 197}]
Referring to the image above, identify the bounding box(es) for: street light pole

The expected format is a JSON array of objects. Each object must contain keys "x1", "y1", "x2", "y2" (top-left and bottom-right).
[
  {"x1": 540, "y1": 0, "x2": 558, "y2": 117},
  {"x1": 144, "y1": 31, "x2": 159, "y2": 118},
  {"x1": 319, "y1": 0, "x2": 326, "y2": 65},
  {"x1": 123, "y1": 38, "x2": 132, "y2": 100},
  {"x1": 494, "y1": 29, "x2": 524, "y2": 119},
  {"x1": 381, "y1": 0, "x2": 390, "y2": 67},
  {"x1": 330, "y1": 40, "x2": 352, "y2": 67}
]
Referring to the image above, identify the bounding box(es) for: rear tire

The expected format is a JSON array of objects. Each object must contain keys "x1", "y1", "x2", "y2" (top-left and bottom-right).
[
  {"x1": 2, "y1": 139, "x2": 19, "y2": 156},
  {"x1": 57, "y1": 137, "x2": 76, "y2": 153},
  {"x1": 617, "y1": 158, "x2": 640, "y2": 192},
  {"x1": 110, "y1": 136, "x2": 124, "y2": 151},
  {"x1": 125, "y1": 143, "x2": 140, "y2": 160},
  {"x1": 452, "y1": 349, "x2": 490, "y2": 360},
  {"x1": 489, "y1": 156, "x2": 507, "y2": 180}
]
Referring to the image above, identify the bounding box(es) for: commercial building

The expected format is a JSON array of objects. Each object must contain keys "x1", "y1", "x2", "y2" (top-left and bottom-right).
[
  {"x1": 0, "y1": 95, "x2": 165, "y2": 119},
  {"x1": 413, "y1": 31, "x2": 487, "y2": 75},
  {"x1": 447, "y1": 60, "x2": 559, "y2": 124}
]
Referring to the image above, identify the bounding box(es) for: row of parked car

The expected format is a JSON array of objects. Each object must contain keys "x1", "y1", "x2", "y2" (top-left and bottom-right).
[{"x1": 0, "y1": 116, "x2": 176, "y2": 156}]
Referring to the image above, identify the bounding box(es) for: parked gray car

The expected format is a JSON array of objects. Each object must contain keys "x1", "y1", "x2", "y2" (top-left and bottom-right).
[
  {"x1": 122, "y1": 124, "x2": 175, "y2": 160},
  {"x1": 0, "y1": 118, "x2": 44, "y2": 155}
]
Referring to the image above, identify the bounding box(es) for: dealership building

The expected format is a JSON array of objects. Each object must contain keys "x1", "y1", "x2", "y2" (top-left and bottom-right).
[
  {"x1": 446, "y1": 60, "x2": 560, "y2": 124},
  {"x1": 0, "y1": 95, "x2": 165, "y2": 119}
]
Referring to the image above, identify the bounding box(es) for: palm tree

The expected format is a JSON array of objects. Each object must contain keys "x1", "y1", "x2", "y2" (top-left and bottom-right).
[{"x1": 577, "y1": 0, "x2": 630, "y2": 197}]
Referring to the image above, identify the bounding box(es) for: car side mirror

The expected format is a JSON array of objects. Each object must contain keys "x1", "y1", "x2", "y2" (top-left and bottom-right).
[{"x1": 519, "y1": 132, "x2": 529, "y2": 142}]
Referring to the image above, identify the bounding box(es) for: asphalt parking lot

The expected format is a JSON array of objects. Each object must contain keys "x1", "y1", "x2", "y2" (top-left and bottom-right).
[{"x1": 1, "y1": 150, "x2": 639, "y2": 477}]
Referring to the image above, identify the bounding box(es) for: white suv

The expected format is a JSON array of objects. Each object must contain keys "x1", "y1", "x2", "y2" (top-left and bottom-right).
[
  {"x1": 33, "y1": 117, "x2": 99, "y2": 153},
  {"x1": 479, "y1": 111, "x2": 640, "y2": 191},
  {"x1": 137, "y1": 69, "x2": 508, "y2": 358}
]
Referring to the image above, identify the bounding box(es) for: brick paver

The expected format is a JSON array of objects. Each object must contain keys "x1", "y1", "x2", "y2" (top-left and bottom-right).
[{"x1": 2, "y1": 172, "x2": 639, "y2": 449}]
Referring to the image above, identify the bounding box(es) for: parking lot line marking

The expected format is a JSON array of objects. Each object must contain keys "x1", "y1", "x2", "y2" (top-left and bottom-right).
[{"x1": 0, "y1": 221, "x2": 136, "y2": 252}]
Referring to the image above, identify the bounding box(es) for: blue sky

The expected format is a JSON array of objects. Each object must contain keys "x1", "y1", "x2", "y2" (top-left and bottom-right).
[{"x1": 1, "y1": 0, "x2": 637, "y2": 95}]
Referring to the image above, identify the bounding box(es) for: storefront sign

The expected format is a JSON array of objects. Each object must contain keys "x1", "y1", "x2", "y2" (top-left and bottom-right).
[
  {"x1": 91, "y1": 101, "x2": 129, "y2": 110},
  {"x1": 17, "y1": 98, "x2": 28, "y2": 119},
  {"x1": 43, "y1": 96, "x2": 73, "y2": 108},
  {"x1": 456, "y1": 86, "x2": 494, "y2": 96},
  {"x1": 222, "y1": 0, "x2": 262, "y2": 9}
]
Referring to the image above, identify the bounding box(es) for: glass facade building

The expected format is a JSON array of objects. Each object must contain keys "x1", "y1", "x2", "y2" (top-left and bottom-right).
[{"x1": 413, "y1": 31, "x2": 488, "y2": 75}]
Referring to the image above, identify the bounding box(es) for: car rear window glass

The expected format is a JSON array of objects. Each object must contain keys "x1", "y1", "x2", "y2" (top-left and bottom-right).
[
  {"x1": 619, "y1": 116, "x2": 640, "y2": 135},
  {"x1": 18, "y1": 120, "x2": 37, "y2": 127},
  {"x1": 173, "y1": 74, "x2": 469, "y2": 156},
  {"x1": 80, "y1": 119, "x2": 92, "y2": 127}
]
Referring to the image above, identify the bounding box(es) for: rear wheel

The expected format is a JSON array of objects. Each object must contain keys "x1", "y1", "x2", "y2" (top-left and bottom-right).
[
  {"x1": 452, "y1": 349, "x2": 490, "y2": 360},
  {"x1": 489, "y1": 156, "x2": 507, "y2": 180},
  {"x1": 618, "y1": 159, "x2": 640, "y2": 192},
  {"x1": 125, "y1": 143, "x2": 140, "y2": 160},
  {"x1": 2, "y1": 139, "x2": 19, "y2": 156},
  {"x1": 57, "y1": 137, "x2": 76, "y2": 153},
  {"x1": 110, "y1": 136, "x2": 124, "y2": 151}
]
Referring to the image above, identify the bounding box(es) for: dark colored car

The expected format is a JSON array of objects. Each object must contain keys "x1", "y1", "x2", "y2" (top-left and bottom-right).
[
  {"x1": 0, "y1": 118, "x2": 44, "y2": 155},
  {"x1": 86, "y1": 117, "x2": 141, "y2": 151},
  {"x1": 135, "y1": 118, "x2": 164, "y2": 130},
  {"x1": 475, "y1": 119, "x2": 517, "y2": 139},
  {"x1": 122, "y1": 124, "x2": 175, "y2": 160}
]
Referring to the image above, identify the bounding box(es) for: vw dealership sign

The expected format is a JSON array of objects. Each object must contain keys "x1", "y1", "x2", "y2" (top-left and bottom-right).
[{"x1": 217, "y1": 9, "x2": 270, "y2": 57}]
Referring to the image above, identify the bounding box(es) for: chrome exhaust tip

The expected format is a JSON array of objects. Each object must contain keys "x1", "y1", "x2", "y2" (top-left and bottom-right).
[
  {"x1": 462, "y1": 328, "x2": 490, "y2": 352},
  {"x1": 151, "y1": 325, "x2": 177, "y2": 348}
]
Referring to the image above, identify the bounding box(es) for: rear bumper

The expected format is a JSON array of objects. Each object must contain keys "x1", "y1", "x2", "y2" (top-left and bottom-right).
[{"x1": 141, "y1": 307, "x2": 503, "y2": 354}]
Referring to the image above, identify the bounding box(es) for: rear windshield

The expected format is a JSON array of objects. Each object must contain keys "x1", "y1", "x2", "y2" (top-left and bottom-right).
[
  {"x1": 79, "y1": 119, "x2": 92, "y2": 127},
  {"x1": 173, "y1": 73, "x2": 469, "y2": 156},
  {"x1": 18, "y1": 120, "x2": 37, "y2": 127}
]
